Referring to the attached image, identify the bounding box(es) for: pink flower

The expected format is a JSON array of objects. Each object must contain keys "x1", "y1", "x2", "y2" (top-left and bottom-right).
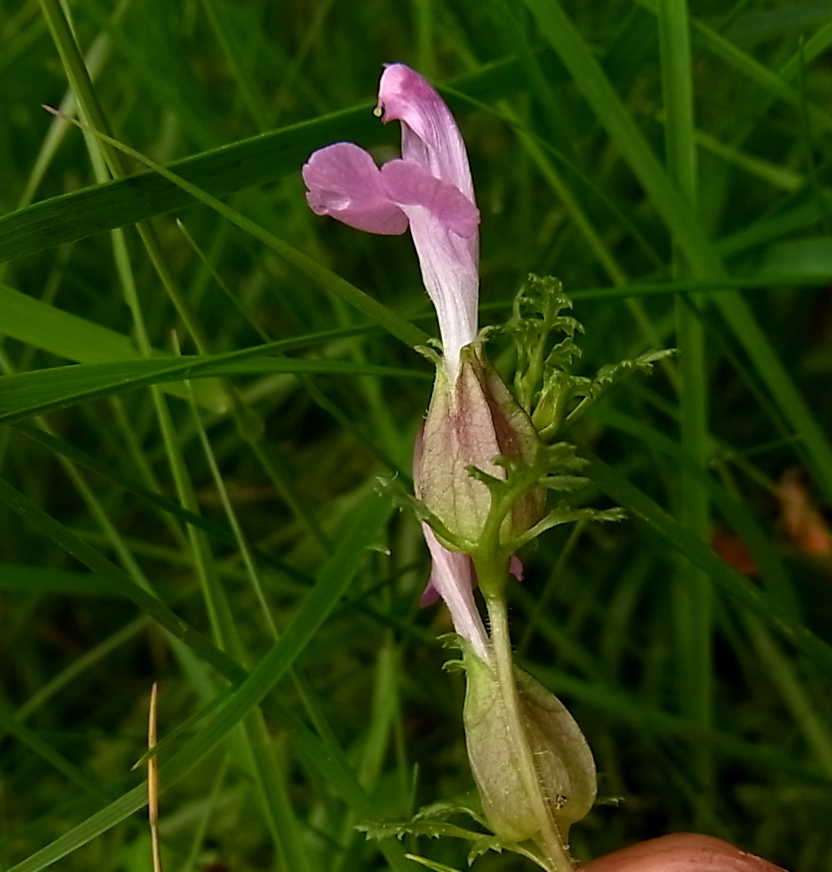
[
  {"x1": 303, "y1": 65, "x2": 540, "y2": 660},
  {"x1": 302, "y1": 63, "x2": 480, "y2": 380},
  {"x1": 580, "y1": 834, "x2": 788, "y2": 872},
  {"x1": 303, "y1": 65, "x2": 490, "y2": 653}
]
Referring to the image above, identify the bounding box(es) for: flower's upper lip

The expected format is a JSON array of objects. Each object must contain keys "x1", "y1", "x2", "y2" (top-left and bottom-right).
[
  {"x1": 377, "y1": 64, "x2": 475, "y2": 205},
  {"x1": 376, "y1": 64, "x2": 480, "y2": 382}
]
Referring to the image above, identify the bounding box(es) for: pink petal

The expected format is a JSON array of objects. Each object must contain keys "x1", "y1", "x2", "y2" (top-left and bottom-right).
[
  {"x1": 406, "y1": 210, "x2": 479, "y2": 381},
  {"x1": 414, "y1": 421, "x2": 489, "y2": 661},
  {"x1": 380, "y1": 159, "x2": 479, "y2": 239},
  {"x1": 419, "y1": 578, "x2": 441, "y2": 607},
  {"x1": 421, "y1": 558, "x2": 523, "y2": 604},
  {"x1": 580, "y1": 834, "x2": 788, "y2": 872},
  {"x1": 302, "y1": 142, "x2": 408, "y2": 235},
  {"x1": 420, "y1": 523, "x2": 491, "y2": 664}
]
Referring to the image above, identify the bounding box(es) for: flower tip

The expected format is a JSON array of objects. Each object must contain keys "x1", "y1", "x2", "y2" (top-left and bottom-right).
[
  {"x1": 376, "y1": 63, "x2": 418, "y2": 121},
  {"x1": 376, "y1": 63, "x2": 452, "y2": 144}
]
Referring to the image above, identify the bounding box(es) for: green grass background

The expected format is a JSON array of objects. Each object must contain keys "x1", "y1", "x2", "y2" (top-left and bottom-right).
[{"x1": 2, "y1": 0, "x2": 832, "y2": 869}]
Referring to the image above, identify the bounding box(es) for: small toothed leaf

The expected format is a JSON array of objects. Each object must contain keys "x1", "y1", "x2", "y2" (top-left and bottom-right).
[
  {"x1": 564, "y1": 348, "x2": 677, "y2": 428},
  {"x1": 501, "y1": 274, "x2": 674, "y2": 441},
  {"x1": 356, "y1": 818, "x2": 483, "y2": 842},
  {"x1": 513, "y1": 504, "x2": 626, "y2": 551},
  {"x1": 504, "y1": 274, "x2": 585, "y2": 415},
  {"x1": 356, "y1": 793, "x2": 550, "y2": 871},
  {"x1": 412, "y1": 794, "x2": 489, "y2": 828}
]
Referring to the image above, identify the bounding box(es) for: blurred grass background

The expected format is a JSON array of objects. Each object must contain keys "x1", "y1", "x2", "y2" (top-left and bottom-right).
[{"x1": 1, "y1": 0, "x2": 832, "y2": 870}]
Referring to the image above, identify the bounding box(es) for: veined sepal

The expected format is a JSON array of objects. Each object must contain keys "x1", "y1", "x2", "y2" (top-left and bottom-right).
[
  {"x1": 447, "y1": 635, "x2": 598, "y2": 847},
  {"x1": 415, "y1": 341, "x2": 545, "y2": 549}
]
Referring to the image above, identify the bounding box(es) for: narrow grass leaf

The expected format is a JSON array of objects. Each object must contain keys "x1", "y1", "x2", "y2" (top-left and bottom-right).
[
  {"x1": 11, "y1": 423, "x2": 312, "y2": 583},
  {"x1": 5, "y1": 488, "x2": 393, "y2": 872},
  {"x1": 0, "y1": 565, "x2": 117, "y2": 596},
  {"x1": 0, "y1": 282, "x2": 136, "y2": 363},
  {"x1": 584, "y1": 453, "x2": 832, "y2": 678},
  {"x1": 535, "y1": 666, "x2": 832, "y2": 787},
  {"x1": 0, "y1": 703, "x2": 106, "y2": 799},
  {"x1": 593, "y1": 406, "x2": 798, "y2": 616},
  {"x1": 635, "y1": 0, "x2": 832, "y2": 135},
  {"x1": 0, "y1": 281, "x2": 227, "y2": 411},
  {"x1": 284, "y1": 707, "x2": 416, "y2": 872},
  {"x1": 6, "y1": 783, "x2": 148, "y2": 872},
  {"x1": 0, "y1": 476, "x2": 247, "y2": 685},
  {"x1": 760, "y1": 236, "x2": 832, "y2": 276},
  {"x1": 520, "y1": 0, "x2": 832, "y2": 503},
  {"x1": 0, "y1": 351, "x2": 426, "y2": 425}
]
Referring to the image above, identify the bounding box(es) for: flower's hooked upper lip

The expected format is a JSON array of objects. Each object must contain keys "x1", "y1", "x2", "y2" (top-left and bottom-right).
[
  {"x1": 376, "y1": 64, "x2": 476, "y2": 207},
  {"x1": 302, "y1": 63, "x2": 480, "y2": 382}
]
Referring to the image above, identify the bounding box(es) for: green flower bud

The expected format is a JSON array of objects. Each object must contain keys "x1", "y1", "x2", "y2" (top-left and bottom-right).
[
  {"x1": 462, "y1": 646, "x2": 597, "y2": 844},
  {"x1": 415, "y1": 343, "x2": 544, "y2": 550}
]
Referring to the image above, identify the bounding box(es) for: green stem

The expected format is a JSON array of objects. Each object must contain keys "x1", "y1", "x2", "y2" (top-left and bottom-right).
[
  {"x1": 658, "y1": 0, "x2": 713, "y2": 792},
  {"x1": 478, "y1": 561, "x2": 574, "y2": 872}
]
